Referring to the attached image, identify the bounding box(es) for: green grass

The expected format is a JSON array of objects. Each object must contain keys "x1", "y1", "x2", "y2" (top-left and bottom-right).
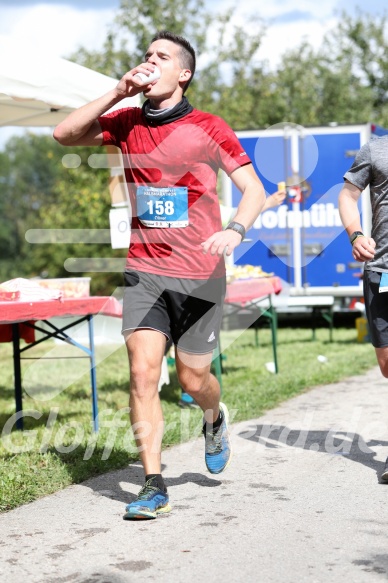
[{"x1": 0, "y1": 327, "x2": 377, "y2": 512}]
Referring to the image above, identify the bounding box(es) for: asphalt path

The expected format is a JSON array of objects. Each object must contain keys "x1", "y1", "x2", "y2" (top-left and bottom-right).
[{"x1": 1, "y1": 366, "x2": 388, "y2": 583}]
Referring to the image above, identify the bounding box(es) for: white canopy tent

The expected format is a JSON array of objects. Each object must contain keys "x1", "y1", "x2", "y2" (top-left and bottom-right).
[
  {"x1": 0, "y1": 36, "x2": 138, "y2": 127},
  {"x1": 0, "y1": 37, "x2": 165, "y2": 379},
  {"x1": 0, "y1": 37, "x2": 139, "y2": 344},
  {"x1": 0, "y1": 36, "x2": 136, "y2": 246}
]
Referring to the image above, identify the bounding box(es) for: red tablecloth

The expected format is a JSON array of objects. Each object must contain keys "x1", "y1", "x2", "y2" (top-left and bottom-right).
[
  {"x1": 0, "y1": 295, "x2": 123, "y2": 432},
  {"x1": 0, "y1": 296, "x2": 122, "y2": 342},
  {"x1": 0, "y1": 296, "x2": 123, "y2": 324},
  {"x1": 225, "y1": 276, "x2": 282, "y2": 307}
]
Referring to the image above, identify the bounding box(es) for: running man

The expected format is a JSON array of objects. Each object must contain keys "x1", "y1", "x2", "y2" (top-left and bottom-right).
[{"x1": 54, "y1": 31, "x2": 266, "y2": 518}]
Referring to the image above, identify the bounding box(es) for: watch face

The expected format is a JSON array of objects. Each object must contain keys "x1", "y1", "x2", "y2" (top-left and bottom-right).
[
  {"x1": 351, "y1": 231, "x2": 364, "y2": 244},
  {"x1": 228, "y1": 222, "x2": 245, "y2": 238}
]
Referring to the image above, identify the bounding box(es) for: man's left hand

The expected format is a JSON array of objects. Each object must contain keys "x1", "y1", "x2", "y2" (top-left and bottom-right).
[{"x1": 201, "y1": 229, "x2": 243, "y2": 256}]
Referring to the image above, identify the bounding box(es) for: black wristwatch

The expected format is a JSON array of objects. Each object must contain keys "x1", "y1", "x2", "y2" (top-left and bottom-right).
[
  {"x1": 225, "y1": 221, "x2": 246, "y2": 241},
  {"x1": 349, "y1": 231, "x2": 365, "y2": 245}
]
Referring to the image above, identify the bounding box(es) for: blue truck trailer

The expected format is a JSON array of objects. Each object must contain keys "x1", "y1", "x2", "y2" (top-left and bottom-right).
[{"x1": 226, "y1": 123, "x2": 387, "y2": 297}]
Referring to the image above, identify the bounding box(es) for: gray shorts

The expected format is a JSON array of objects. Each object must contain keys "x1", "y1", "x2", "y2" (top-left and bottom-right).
[
  {"x1": 363, "y1": 269, "x2": 388, "y2": 348},
  {"x1": 122, "y1": 270, "x2": 226, "y2": 354}
]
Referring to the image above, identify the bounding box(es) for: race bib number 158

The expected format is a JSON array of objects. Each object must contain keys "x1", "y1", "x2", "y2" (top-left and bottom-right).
[{"x1": 136, "y1": 186, "x2": 189, "y2": 228}]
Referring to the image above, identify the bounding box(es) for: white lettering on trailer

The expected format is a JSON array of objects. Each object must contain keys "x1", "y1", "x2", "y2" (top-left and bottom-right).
[{"x1": 253, "y1": 203, "x2": 342, "y2": 230}]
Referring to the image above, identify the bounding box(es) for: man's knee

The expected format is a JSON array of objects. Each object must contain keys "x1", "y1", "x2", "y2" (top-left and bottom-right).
[
  {"x1": 379, "y1": 363, "x2": 388, "y2": 379},
  {"x1": 178, "y1": 369, "x2": 208, "y2": 395},
  {"x1": 129, "y1": 360, "x2": 162, "y2": 397},
  {"x1": 375, "y1": 347, "x2": 388, "y2": 378},
  {"x1": 179, "y1": 374, "x2": 201, "y2": 395}
]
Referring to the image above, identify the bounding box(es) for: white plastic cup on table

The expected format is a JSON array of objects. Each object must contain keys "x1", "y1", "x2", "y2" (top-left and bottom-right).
[
  {"x1": 134, "y1": 67, "x2": 161, "y2": 86},
  {"x1": 265, "y1": 362, "x2": 276, "y2": 374}
]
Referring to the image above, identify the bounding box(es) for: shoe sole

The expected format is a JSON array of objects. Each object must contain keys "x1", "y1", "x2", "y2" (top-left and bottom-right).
[
  {"x1": 123, "y1": 503, "x2": 172, "y2": 520},
  {"x1": 380, "y1": 470, "x2": 388, "y2": 483},
  {"x1": 206, "y1": 402, "x2": 233, "y2": 474},
  {"x1": 207, "y1": 458, "x2": 232, "y2": 474}
]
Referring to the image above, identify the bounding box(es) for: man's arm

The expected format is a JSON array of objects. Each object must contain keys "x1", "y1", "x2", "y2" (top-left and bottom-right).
[
  {"x1": 53, "y1": 64, "x2": 158, "y2": 147},
  {"x1": 262, "y1": 187, "x2": 287, "y2": 211},
  {"x1": 202, "y1": 163, "x2": 265, "y2": 257},
  {"x1": 338, "y1": 179, "x2": 375, "y2": 262},
  {"x1": 53, "y1": 90, "x2": 121, "y2": 146}
]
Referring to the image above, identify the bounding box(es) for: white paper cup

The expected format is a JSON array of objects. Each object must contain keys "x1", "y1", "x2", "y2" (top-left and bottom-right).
[{"x1": 134, "y1": 68, "x2": 161, "y2": 86}]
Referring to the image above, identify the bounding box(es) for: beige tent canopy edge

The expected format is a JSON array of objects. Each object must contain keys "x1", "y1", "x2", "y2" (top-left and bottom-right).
[{"x1": 0, "y1": 35, "x2": 139, "y2": 218}]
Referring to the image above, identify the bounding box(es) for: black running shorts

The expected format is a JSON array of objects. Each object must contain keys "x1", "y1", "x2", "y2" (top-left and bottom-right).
[
  {"x1": 363, "y1": 269, "x2": 388, "y2": 348},
  {"x1": 122, "y1": 271, "x2": 226, "y2": 354}
]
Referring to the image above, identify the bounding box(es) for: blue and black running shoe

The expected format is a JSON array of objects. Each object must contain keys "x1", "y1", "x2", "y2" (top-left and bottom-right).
[
  {"x1": 203, "y1": 402, "x2": 232, "y2": 474},
  {"x1": 123, "y1": 479, "x2": 171, "y2": 519},
  {"x1": 179, "y1": 391, "x2": 199, "y2": 409}
]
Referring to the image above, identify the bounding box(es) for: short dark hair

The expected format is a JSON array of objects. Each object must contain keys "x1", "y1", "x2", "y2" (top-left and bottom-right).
[{"x1": 151, "y1": 31, "x2": 196, "y2": 92}]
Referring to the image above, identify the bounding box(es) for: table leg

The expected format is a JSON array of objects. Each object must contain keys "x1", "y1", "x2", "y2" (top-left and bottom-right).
[
  {"x1": 312, "y1": 307, "x2": 317, "y2": 340},
  {"x1": 87, "y1": 315, "x2": 99, "y2": 432},
  {"x1": 268, "y1": 304, "x2": 279, "y2": 374},
  {"x1": 320, "y1": 307, "x2": 334, "y2": 342},
  {"x1": 329, "y1": 307, "x2": 333, "y2": 342},
  {"x1": 11, "y1": 323, "x2": 23, "y2": 430},
  {"x1": 212, "y1": 344, "x2": 223, "y2": 391},
  {"x1": 254, "y1": 324, "x2": 259, "y2": 347},
  {"x1": 312, "y1": 307, "x2": 334, "y2": 342}
]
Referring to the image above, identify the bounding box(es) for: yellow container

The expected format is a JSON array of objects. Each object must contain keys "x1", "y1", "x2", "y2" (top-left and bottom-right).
[{"x1": 355, "y1": 317, "x2": 369, "y2": 343}]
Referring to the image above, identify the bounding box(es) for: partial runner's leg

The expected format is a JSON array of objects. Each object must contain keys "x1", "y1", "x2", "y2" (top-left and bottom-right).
[
  {"x1": 125, "y1": 329, "x2": 166, "y2": 475},
  {"x1": 176, "y1": 349, "x2": 231, "y2": 474}
]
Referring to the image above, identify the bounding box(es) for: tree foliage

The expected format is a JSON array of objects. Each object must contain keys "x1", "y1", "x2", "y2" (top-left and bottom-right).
[
  {"x1": 0, "y1": 135, "x2": 124, "y2": 294},
  {"x1": 324, "y1": 10, "x2": 388, "y2": 125},
  {"x1": 70, "y1": 2, "x2": 388, "y2": 128},
  {"x1": 1, "y1": 2, "x2": 388, "y2": 291},
  {"x1": 74, "y1": 0, "x2": 211, "y2": 79}
]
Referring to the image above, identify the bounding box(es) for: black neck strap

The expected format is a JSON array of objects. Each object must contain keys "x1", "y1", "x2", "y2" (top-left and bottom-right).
[{"x1": 142, "y1": 96, "x2": 193, "y2": 126}]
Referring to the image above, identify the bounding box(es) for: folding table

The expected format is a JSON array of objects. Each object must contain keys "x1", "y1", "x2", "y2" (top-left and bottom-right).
[
  {"x1": 219, "y1": 276, "x2": 282, "y2": 377},
  {"x1": 0, "y1": 296, "x2": 122, "y2": 432}
]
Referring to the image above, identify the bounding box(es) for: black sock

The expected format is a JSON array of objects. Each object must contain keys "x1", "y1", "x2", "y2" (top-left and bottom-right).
[
  {"x1": 203, "y1": 410, "x2": 223, "y2": 434},
  {"x1": 146, "y1": 474, "x2": 167, "y2": 492}
]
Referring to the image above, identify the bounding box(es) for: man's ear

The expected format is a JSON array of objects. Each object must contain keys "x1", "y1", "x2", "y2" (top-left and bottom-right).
[{"x1": 180, "y1": 69, "x2": 191, "y2": 82}]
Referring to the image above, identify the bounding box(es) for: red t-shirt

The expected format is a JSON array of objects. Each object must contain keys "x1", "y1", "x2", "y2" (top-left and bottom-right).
[{"x1": 99, "y1": 107, "x2": 251, "y2": 279}]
